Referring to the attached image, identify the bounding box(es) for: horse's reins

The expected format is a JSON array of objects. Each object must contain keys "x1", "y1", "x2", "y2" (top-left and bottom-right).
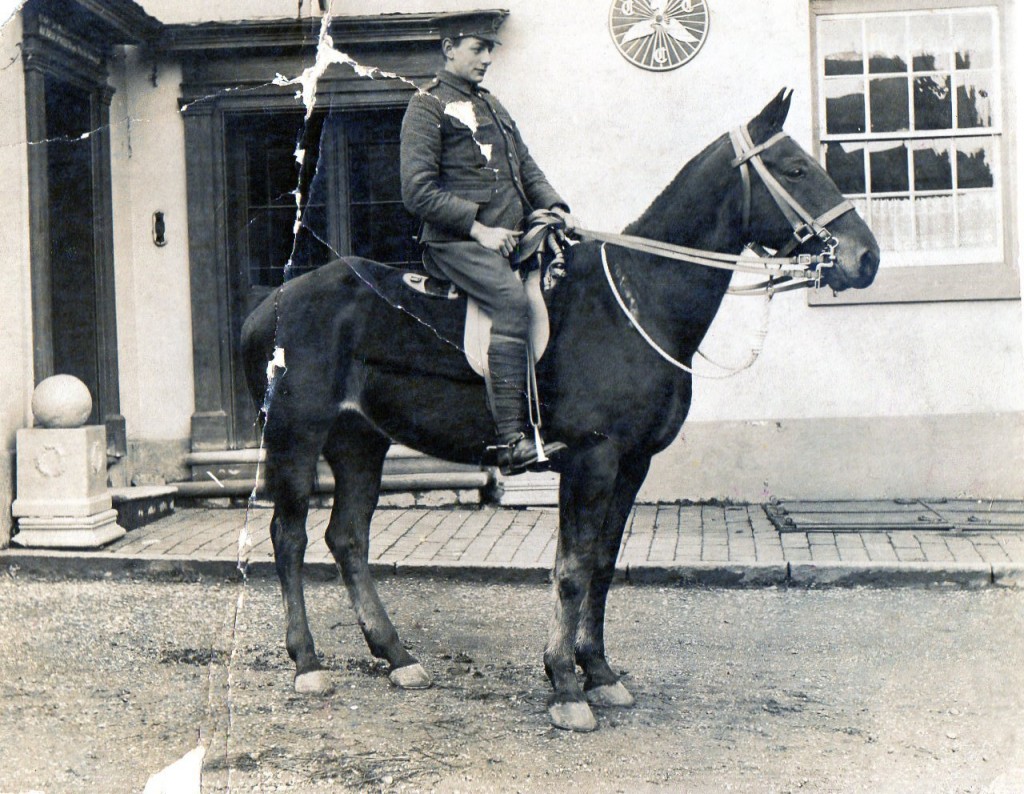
[
  {"x1": 547, "y1": 124, "x2": 857, "y2": 295},
  {"x1": 551, "y1": 124, "x2": 857, "y2": 376}
]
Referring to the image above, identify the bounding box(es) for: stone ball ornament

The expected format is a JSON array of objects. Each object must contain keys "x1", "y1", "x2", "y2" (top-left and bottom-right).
[
  {"x1": 32, "y1": 374, "x2": 93, "y2": 428},
  {"x1": 609, "y1": 0, "x2": 710, "y2": 72}
]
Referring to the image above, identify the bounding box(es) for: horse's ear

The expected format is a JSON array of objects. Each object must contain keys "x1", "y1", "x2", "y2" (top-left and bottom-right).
[{"x1": 748, "y1": 88, "x2": 793, "y2": 142}]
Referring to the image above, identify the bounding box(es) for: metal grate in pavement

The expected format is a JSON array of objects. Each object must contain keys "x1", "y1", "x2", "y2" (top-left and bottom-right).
[{"x1": 764, "y1": 499, "x2": 1024, "y2": 533}]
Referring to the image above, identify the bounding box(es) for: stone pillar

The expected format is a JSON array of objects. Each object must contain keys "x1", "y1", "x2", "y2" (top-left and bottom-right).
[{"x1": 11, "y1": 375, "x2": 125, "y2": 548}]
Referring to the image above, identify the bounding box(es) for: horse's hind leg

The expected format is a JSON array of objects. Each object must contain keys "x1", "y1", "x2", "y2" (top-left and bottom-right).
[
  {"x1": 322, "y1": 418, "x2": 432, "y2": 689},
  {"x1": 265, "y1": 428, "x2": 331, "y2": 694},
  {"x1": 575, "y1": 453, "x2": 651, "y2": 709}
]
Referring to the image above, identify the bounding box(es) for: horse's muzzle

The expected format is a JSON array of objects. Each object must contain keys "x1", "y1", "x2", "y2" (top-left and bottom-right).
[{"x1": 826, "y1": 245, "x2": 880, "y2": 292}]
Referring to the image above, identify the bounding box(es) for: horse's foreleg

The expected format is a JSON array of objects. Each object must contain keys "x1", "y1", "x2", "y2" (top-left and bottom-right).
[
  {"x1": 322, "y1": 421, "x2": 431, "y2": 690},
  {"x1": 575, "y1": 454, "x2": 651, "y2": 709},
  {"x1": 265, "y1": 432, "x2": 329, "y2": 694},
  {"x1": 544, "y1": 443, "x2": 620, "y2": 732}
]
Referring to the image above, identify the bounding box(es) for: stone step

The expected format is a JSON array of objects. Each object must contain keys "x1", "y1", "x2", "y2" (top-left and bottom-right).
[{"x1": 108, "y1": 485, "x2": 177, "y2": 531}]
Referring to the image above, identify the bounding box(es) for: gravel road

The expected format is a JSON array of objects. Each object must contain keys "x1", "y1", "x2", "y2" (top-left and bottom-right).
[{"x1": 1, "y1": 573, "x2": 1022, "y2": 793}]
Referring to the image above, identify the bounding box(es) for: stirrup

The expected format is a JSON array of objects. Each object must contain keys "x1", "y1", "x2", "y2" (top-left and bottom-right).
[{"x1": 489, "y1": 433, "x2": 567, "y2": 476}]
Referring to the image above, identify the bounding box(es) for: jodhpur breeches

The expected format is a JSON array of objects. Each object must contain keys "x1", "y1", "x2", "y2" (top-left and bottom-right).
[{"x1": 422, "y1": 241, "x2": 530, "y2": 341}]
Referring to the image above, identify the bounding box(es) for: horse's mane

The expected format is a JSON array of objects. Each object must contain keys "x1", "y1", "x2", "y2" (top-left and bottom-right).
[
  {"x1": 622, "y1": 131, "x2": 734, "y2": 239},
  {"x1": 623, "y1": 112, "x2": 785, "y2": 242}
]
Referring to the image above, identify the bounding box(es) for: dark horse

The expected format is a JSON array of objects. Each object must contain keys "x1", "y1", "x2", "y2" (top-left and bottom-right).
[{"x1": 241, "y1": 91, "x2": 879, "y2": 732}]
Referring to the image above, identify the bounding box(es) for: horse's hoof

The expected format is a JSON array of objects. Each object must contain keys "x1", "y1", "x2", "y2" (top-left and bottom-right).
[
  {"x1": 389, "y1": 662, "x2": 432, "y2": 690},
  {"x1": 585, "y1": 681, "x2": 635, "y2": 708},
  {"x1": 294, "y1": 669, "x2": 333, "y2": 695},
  {"x1": 548, "y1": 701, "x2": 598, "y2": 732}
]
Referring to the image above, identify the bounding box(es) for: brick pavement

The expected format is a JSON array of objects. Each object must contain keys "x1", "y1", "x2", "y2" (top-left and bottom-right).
[
  {"x1": 117, "y1": 504, "x2": 1024, "y2": 570},
  {"x1": 4, "y1": 503, "x2": 1023, "y2": 587}
]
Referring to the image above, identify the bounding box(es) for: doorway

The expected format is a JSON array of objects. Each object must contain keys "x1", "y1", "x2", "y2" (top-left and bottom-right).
[
  {"x1": 224, "y1": 107, "x2": 420, "y2": 446},
  {"x1": 44, "y1": 76, "x2": 103, "y2": 425}
]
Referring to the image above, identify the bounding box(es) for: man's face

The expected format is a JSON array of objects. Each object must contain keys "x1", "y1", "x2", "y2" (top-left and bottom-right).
[{"x1": 443, "y1": 36, "x2": 494, "y2": 85}]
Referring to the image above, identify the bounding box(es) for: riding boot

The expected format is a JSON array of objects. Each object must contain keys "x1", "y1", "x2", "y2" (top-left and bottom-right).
[{"x1": 486, "y1": 336, "x2": 566, "y2": 476}]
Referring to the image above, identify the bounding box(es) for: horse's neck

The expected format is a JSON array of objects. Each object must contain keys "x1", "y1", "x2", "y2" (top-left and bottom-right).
[
  {"x1": 609, "y1": 144, "x2": 745, "y2": 353},
  {"x1": 625, "y1": 137, "x2": 744, "y2": 254}
]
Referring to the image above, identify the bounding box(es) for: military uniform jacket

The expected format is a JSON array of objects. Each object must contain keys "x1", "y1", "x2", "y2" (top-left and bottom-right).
[{"x1": 400, "y1": 70, "x2": 567, "y2": 245}]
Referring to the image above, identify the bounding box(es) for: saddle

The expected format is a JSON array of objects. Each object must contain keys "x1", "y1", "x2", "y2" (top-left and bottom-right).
[
  {"x1": 399, "y1": 210, "x2": 571, "y2": 379},
  {"x1": 346, "y1": 216, "x2": 570, "y2": 383}
]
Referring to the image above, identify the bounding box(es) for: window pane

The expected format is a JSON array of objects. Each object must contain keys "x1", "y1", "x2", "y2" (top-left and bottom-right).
[
  {"x1": 956, "y1": 72, "x2": 994, "y2": 128},
  {"x1": 958, "y1": 191, "x2": 998, "y2": 247},
  {"x1": 868, "y1": 196, "x2": 912, "y2": 250},
  {"x1": 349, "y1": 143, "x2": 403, "y2": 203},
  {"x1": 866, "y1": 15, "x2": 907, "y2": 73},
  {"x1": 248, "y1": 208, "x2": 294, "y2": 287},
  {"x1": 345, "y1": 109, "x2": 402, "y2": 144},
  {"x1": 247, "y1": 139, "x2": 301, "y2": 209},
  {"x1": 820, "y1": 18, "x2": 863, "y2": 75},
  {"x1": 956, "y1": 138, "x2": 995, "y2": 189},
  {"x1": 295, "y1": 203, "x2": 333, "y2": 265},
  {"x1": 870, "y1": 77, "x2": 909, "y2": 132},
  {"x1": 291, "y1": 209, "x2": 334, "y2": 276},
  {"x1": 825, "y1": 142, "x2": 865, "y2": 194},
  {"x1": 913, "y1": 194, "x2": 955, "y2": 249},
  {"x1": 350, "y1": 204, "x2": 420, "y2": 266},
  {"x1": 954, "y1": 11, "x2": 993, "y2": 69},
  {"x1": 909, "y1": 14, "x2": 950, "y2": 71},
  {"x1": 869, "y1": 141, "x2": 909, "y2": 193},
  {"x1": 825, "y1": 77, "x2": 865, "y2": 134},
  {"x1": 913, "y1": 75, "x2": 951, "y2": 130},
  {"x1": 912, "y1": 140, "x2": 952, "y2": 191}
]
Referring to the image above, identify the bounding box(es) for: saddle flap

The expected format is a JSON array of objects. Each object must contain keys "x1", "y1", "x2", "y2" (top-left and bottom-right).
[{"x1": 464, "y1": 269, "x2": 550, "y2": 378}]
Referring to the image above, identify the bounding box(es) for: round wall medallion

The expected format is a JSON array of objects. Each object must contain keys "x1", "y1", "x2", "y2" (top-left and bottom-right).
[{"x1": 609, "y1": 0, "x2": 710, "y2": 72}]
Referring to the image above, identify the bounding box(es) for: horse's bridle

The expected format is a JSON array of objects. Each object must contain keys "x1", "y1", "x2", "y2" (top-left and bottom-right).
[
  {"x1": 562, "y1": 124, "x2": 862, "y2": 377},
  {"x1": 567, "y1": 123, "x2": 857, "y2": 295},
  {"x1": 727, "y1": 124, "x2": 855, "y2": 293}
]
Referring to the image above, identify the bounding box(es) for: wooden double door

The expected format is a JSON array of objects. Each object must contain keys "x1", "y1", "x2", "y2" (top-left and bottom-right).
[{"x1": 224, "y1": 107, "x2": 421, "y2": 446}]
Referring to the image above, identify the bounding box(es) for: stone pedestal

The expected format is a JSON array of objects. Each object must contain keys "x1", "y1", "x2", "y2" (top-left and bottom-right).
[{"x1": 12, "y1": 426, "x2": 125, "y2": 548}]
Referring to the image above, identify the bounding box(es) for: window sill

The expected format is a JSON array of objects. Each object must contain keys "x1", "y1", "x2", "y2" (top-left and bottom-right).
[{"x1": 807, "y1": 261, "x2": 1021, "y2": 305}]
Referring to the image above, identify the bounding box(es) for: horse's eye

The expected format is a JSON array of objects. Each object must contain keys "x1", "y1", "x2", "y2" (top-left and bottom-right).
[{"x1": 785, "y1": 167, "x2": 806, "y2": 179}]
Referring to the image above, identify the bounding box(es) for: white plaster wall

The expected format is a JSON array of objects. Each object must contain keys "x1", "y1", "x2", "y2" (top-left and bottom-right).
[
  {"x1": 0, "y1": 10, "x2": 33, "y2": 545},
  {"x1": 119, "y1": 0, "x2": 1022, "y2": 497},
  {"x1": 318, "y1": 0, "x2": 1024, "y2": 421},
  {"x1": 108, "y1": 49, "x2": 194, "y2": 448}
]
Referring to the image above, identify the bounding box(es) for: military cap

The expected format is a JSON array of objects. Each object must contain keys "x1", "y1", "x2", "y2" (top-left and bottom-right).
[{"x1": 433, "y1": 10, "x2": 508, "y2": 44}]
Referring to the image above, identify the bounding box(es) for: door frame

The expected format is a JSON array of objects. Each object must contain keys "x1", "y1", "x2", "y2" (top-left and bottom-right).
[
  {"x1": 166, "y1": 15, "x2": 441, "y2": 451},
  {"x1": 22, "y1": 0, "x2": 161, "y2": 457}
]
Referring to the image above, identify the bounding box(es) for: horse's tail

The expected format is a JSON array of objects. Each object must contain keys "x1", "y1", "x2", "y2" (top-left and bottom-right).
[{"x1": 240, "y1": 294, "x2": 280, "y2": 426}]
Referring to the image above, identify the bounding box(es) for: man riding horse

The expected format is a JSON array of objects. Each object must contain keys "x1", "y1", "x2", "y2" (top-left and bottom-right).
[{"x1": 399, "y1": 11, "x2": 575, "y2": 475}]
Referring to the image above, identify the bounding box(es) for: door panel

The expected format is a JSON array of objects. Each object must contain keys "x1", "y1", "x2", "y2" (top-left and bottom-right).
[
  {"x1": 226, "y1": 107, "x2": 419, "y2": 446},
  {"x1": 46, "y1": 76, "x2": 101, "y2": 425}
]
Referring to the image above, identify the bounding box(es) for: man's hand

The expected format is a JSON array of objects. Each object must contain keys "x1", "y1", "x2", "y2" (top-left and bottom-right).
[
  {"x1": 470, "y1": 221, "x2": 522, "y2": 257},
  {"x1": 549, "y1": 206, "x2": 578, "y2": 234}
]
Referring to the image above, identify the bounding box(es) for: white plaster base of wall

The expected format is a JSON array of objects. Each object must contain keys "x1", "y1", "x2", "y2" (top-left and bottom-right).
[
  {"x1": 121, "y1": 413, "x2": 1023, "y2": 506},
  {"x1": 127, "y1": 439, "x2": 191, "y2": 485},
  {"x1": 638, "y1": 412, "x2": 1024, "y2": 503}
]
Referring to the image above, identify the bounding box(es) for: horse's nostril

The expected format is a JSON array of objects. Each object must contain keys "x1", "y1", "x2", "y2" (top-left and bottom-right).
[{"x1": 859, "y1": 249, "x2": 880, "y2": 280}]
